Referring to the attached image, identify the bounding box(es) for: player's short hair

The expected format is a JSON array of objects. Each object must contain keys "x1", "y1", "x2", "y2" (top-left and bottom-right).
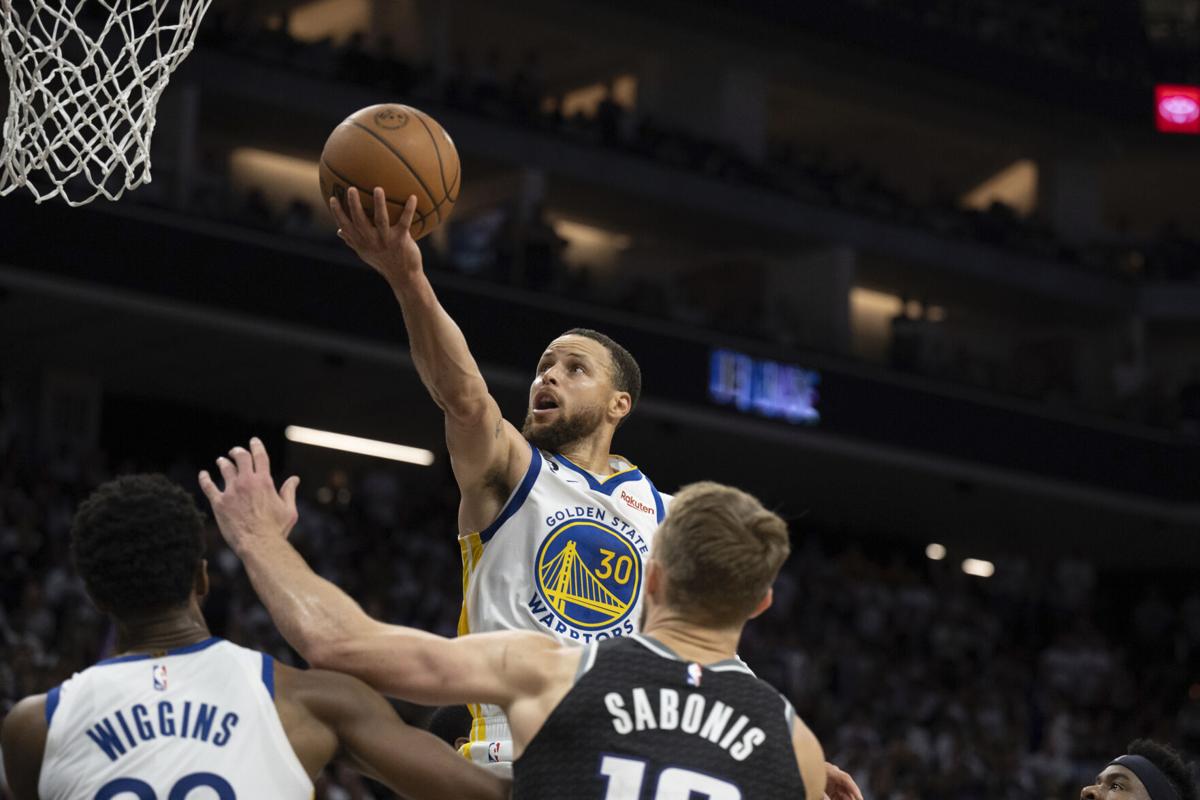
[
  {"x1": 71, "y1": 474, "x2": 205, "y2": 617},
  {"x1": 562, "y1": 328, "x2": 641, "y2": 414},
  {"x1": 1127, "y1": 739, "x2": 1197, "y2": 800},
  {"x1": 653, "y1": 482, "x2": 790, "y2": 627}
]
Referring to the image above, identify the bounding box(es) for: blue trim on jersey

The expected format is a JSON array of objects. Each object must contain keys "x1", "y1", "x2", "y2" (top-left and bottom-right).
[
  {"x1": 45, "y1": 685, "x2": 61, "y2": 725},
  {"x1": 647, "y1": 480, "x2": 666, "y2": 523},
  {"x1": 479, "y1": 444, "x2": 542, "y2": 543},
  {"x1": 261, "y1": 653, "x2": 275, "y2": 699},
  {"x1": 93, "y1": 637, "x2": 222, "y2": 666},
  {"x1": 551, "y1": 454, "x2": 644, "y2": 495}
]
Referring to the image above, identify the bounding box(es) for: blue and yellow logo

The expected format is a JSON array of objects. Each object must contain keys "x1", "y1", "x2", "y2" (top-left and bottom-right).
[{"x1": 534, "y1": 520, "x2": 641, "y2": 630}]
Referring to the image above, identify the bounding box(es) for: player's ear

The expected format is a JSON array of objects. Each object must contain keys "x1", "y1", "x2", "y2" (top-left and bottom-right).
[
  {"x1": 194, "y1": 559, "x2": 210, "y2": 600},
  {"x1": 645, "y1": 558, "x2": 663, "y2": 597},
  {"x1": 608, "y1": 391, "x2": 632, "y2": 424},
  {"x1": 746, "y1": 587, "x2": 773, "y2": 620}
]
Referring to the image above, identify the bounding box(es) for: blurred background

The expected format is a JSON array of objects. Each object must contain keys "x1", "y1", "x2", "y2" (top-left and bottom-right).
[{"x1": 4, "y1": 0, "x2": 1200, "y2": 797}]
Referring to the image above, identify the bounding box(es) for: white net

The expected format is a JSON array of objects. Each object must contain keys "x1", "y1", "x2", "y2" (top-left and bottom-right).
[{"x1": 0, "y1": 0, "x2": 212, "y2": 206}]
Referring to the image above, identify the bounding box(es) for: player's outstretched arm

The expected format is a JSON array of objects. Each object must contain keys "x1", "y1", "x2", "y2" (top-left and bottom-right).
[
  {"x1": 275, "y1": 664, "x2": 509, "y2": 800},
  {"x1": 1, "y1": 694, "x2": 48, "y2": 800},
  {"x1": 330, "y1": 187, "x2": 529, "y2": 529},
  {"x1": 201, "y1": 439, "x2": 560, "y2": 708}
]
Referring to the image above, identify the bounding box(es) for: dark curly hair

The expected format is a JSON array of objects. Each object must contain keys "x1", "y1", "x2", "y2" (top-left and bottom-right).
[
  {"x1": 1128, "y1": 739, "x2": 1198, "y2": 800},
  {"x1": 71, "y1": 474, "x2": 205, "y2": 617},
  {"x1": 562, "y1": 328, "x2": 642, "y2": 417}
]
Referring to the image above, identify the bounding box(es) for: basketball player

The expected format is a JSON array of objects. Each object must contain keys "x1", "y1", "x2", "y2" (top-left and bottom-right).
[
  {"x1": 1081, "y1": 740, "x2": 1197, "y2": 800},
  {"x1": 332, "y1": 187, "x2": 672, "y2": 763},
  {"x1": 0, "y1": 474, "x2": 507, "y2": 800},
  {"x1": 200, "y1": 438, "x2": 864, "y2": 800}
]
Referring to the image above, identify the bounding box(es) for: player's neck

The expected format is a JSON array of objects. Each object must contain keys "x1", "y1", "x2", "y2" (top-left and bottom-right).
[
  {"x1": 113, "y1": 602, "x2": 211, "y2": 656},
  {"x1": 558, "y1": 432, "x2": 618, "y2": 475},
  {"x1": 641, "y1": 617, "x2": 741, "y2": 666}
]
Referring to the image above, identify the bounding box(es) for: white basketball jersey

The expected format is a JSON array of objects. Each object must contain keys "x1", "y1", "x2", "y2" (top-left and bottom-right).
[
  {"x1": 457, "y1": 443, "x2": 670, "y2": 762},
  {"x1": 38, "y1": 638, "x2": 313, "y2": 800}
]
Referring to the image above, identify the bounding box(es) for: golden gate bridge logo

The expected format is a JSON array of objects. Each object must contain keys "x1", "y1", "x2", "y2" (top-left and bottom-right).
[{"x1": 534, "y1": 520, "x2": 641, "y2": 630}]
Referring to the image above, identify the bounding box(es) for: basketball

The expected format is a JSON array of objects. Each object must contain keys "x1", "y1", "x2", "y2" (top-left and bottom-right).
[{"x1": 319, "y1": 104, "x2": 461, "y2": 240}]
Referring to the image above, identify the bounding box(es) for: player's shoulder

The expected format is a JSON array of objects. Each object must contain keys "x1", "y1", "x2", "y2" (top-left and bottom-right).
[
  {"x1": 273, "y1": 659, "x2": 367, "y2": 702},
  {"x1": 269, "y1": 660, "x2": 388, "y2": 737},
  {"x1": 2, "y1": 692, "x2": 48, "y2": 737},
  {"x1": 1, "y1": 692, "x2": 50, "y2": 791}
]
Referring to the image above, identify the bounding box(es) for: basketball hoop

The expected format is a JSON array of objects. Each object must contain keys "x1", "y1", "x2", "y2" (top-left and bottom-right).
[{"x1": 0, "y1": 0, "x2": 212, "y2": 206}]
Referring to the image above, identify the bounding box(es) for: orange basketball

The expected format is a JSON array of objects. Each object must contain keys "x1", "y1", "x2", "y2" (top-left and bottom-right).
[{"x1": 319, "y1": 104, "x2": 461, "y2": 240}]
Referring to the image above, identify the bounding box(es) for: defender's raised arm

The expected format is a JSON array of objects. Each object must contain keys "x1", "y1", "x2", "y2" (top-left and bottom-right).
[
  {"x1": 199, "y1": 439, "x2": 563, "y2": 711},
  {"x1": 331, "y1": 187, "x2": 529, "y2": 532}
]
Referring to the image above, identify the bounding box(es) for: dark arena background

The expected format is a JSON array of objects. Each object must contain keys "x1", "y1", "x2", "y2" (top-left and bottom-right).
[{"x1": 5, "y1": 0, "x2": 1200, "y2": 797}]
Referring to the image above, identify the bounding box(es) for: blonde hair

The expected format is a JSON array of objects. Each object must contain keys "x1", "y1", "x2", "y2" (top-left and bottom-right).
[{"x1": 653, "y1": 481, "x2": 791, "y2": 627}]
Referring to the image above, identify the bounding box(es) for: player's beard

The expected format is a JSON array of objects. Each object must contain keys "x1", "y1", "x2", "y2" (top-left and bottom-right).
[{"x1": 521, "y1": 402, "x2": 606, "y2": 453}]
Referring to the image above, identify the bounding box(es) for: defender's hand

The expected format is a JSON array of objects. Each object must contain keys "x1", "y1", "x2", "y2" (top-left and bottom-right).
[
  {"x1": 330, "y1": 186, "x2": 423, "y2": 288},
  {"x1": 199, "y1": 437, "x2": 299, "y2": 556},
  {"x1": 824, "y1": 762, "x2": 863, "y2": 800}
]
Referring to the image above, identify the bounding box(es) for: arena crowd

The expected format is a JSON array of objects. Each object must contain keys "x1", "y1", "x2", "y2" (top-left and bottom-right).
[{"x1": 1, "y1": 408, "x2": 1197, "y2": 799}]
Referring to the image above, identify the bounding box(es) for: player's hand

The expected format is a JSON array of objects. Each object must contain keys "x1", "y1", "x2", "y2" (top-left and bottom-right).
[
  {"x1": 199, "y1": 437, "x2": 300, "y2": 557},
  {"x1": 823, "y1": 761, "x2": 863, "y2": 800},
  {"x1": 330, "y1": 187, "x2": 423, "y2": 288}
]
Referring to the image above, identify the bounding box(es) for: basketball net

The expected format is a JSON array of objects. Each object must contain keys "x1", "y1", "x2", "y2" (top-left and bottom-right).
[{"x1": 0, "y1": 0, "x2": 211, "y2": 206}]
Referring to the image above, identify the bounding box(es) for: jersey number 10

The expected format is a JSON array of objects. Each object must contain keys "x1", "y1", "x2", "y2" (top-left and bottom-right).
[
  {"x1": 95, "y1": 772, "x2": 234, "y2": 799},
  {"x1": 600, "y1": 755, "x2": 741, "y2": 799}
]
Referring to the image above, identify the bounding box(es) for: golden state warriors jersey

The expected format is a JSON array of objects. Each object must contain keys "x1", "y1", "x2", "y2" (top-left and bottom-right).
[
  {"x1": 458, "y1": 442, "x2": 670, "y2": 764},
  {"x1": 38, "y1": 638, "x2": 313, "y2": 800}
]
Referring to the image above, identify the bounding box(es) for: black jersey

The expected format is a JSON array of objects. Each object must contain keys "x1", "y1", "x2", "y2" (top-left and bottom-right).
[{"x1": 513, "y1": 634, "x2": 805, "y2": 799}]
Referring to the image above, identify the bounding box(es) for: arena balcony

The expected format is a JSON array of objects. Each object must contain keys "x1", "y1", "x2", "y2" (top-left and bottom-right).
[{"x1": 2, "y1": 192, "x2": 1198, "y2": 535}]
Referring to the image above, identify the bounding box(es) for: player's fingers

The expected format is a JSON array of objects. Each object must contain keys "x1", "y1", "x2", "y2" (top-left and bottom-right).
[
  {"x1": 280, "y1": 475, "x2": 300, "y2": 510},
  {"x1": 397, "y1": 194, "x2": 417, "y2": 233},
  {"x1": 229, "y1": 446, "x2": 253, "y2": 475},
  {"x1": 373, "y1": 187, "x2": 391, "y2": 231},
  {"x1": 249, "y1": 436, "x2": 270, "y2": 476},
  {"x1": 839, "y1": 773, "x2": 863, "y2": 800},
  {"x1": 329, "y1": 195, "x2": 354, "y2": 232},
  {"x1": 347, "y1": 187, "x2": 370, "y2": 231},
  {"x1": 198, "y1": 470, "x2": 220, "y2": 502},
  {"x1": 216, "y1": 456, "x2": 236, "y2": 485}
]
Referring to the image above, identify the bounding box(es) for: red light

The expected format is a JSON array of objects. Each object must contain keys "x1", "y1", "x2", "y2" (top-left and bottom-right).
[{"x1": 1156, "y1": 85, "x2": 1200, "y2": 134}]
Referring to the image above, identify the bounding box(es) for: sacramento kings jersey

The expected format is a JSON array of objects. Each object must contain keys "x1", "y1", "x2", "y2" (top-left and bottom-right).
[
  {"x1": 38, "y1": 638, "x2": 313, "y2": 799},
  {"x1": 514, "y1": 635, "x2": 805, "y2": 799},
  {"x1": 457, "y1": 442, "x2": 670, "y2": 763}
]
